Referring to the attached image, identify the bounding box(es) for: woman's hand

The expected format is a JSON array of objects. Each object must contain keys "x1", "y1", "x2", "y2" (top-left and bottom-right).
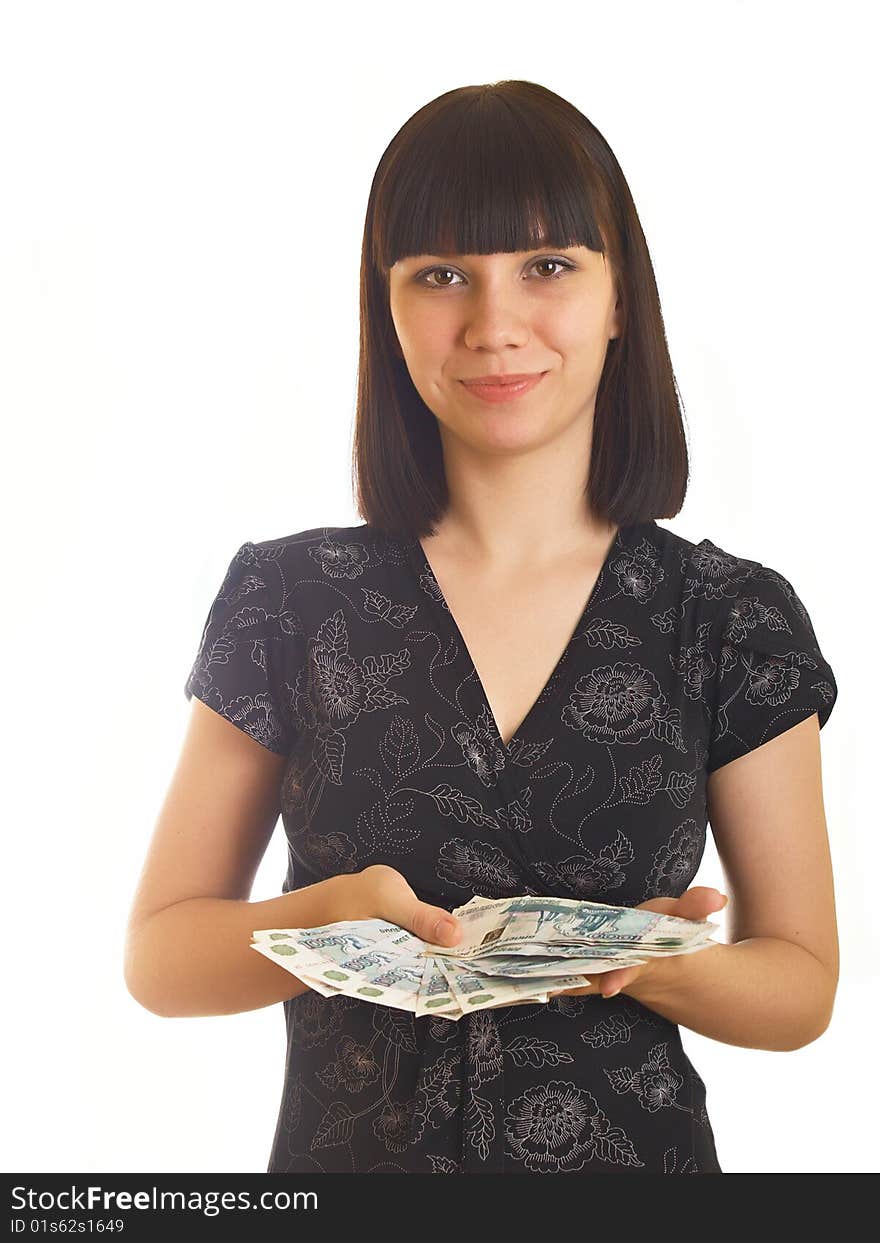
[
  {"x1": 338, "y1": 864, "x2": 463, "y2": 946},
  {"x1": 547, "y1": 886, "x2": 728, "y2": 1000},
  {"x1": 333, "y1": 870, "x2": 726, "y2": 1001}
]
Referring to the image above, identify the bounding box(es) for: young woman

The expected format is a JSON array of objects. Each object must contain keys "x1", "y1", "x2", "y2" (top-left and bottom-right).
[{"x1": 124, "y1": 80, "x2": 839, "y2": 1174}]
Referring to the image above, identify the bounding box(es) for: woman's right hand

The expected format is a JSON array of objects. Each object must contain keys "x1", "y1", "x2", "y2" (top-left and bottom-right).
[{"x1": 336, "y1": 864, "x2": 462, "y2": 947}]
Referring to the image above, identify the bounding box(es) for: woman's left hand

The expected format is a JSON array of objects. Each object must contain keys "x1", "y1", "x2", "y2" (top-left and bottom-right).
[{"x1": 547, "y1": 886, "x2": 728, "y2": 1000}]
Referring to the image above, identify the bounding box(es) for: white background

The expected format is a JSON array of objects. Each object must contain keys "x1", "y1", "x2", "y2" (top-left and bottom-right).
[{"x1": 2, "y1": 0, "x2": 876, "y2": 1174}]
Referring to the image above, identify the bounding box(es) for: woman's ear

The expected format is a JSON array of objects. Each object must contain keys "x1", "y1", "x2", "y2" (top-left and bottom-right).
[{"x1": 608, "y1": 293, "x2": 623, "y2": 342}]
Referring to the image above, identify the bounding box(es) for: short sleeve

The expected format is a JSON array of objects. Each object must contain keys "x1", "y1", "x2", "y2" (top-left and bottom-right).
[
  {"x1": 183, "y1": 541, "x2": 294, "y2": 756},
  {"x1": 707, "y1": 563, "x2": 838, "y2": 773}
]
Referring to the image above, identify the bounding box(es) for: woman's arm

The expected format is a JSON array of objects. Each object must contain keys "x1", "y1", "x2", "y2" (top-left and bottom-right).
[
  {"x1": 625, "y1": 936, "x2": 836, "y2": 1052},
  {"x1": 124, "y1": 698, "x2": 357, "y2": 1019},
  {"x1": 125, "y1": 876, "x2": 354, "y2": 1018},
  {"x1": 628, "y1": 715, "x2": 839, "y2": 1052}
]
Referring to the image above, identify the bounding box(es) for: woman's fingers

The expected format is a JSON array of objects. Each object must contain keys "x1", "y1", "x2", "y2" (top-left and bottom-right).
[
  {"x1": 672, "y1": 887, "x2": 727, "y2": 920},
  {"x1": 636, "y1": 887, "x2": 727, "y2": 922},
  {"x1": 358, "y1": 865, "x2": 462, "y2": 945},
  {"x1": 549, "y1": 889, "x2": 729, "y2": 1001}
]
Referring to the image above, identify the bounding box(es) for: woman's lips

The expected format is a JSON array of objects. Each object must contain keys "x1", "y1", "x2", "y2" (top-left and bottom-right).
[{"x1": 459, "y1": 372, "x2": 548, "y2": 403}]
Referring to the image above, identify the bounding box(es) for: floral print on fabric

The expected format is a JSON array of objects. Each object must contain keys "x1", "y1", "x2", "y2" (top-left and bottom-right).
[{"x1": 182, "y1": 521, "x2": 837, "y2": 1173}]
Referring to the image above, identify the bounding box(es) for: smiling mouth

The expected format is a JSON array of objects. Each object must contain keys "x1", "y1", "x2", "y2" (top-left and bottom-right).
[
  {"x1": 458, "y1": 372, "x2": 548, "y2": 402},
  {"x1": 461, "y1": 372, "x2": 544, "y2": 386}
]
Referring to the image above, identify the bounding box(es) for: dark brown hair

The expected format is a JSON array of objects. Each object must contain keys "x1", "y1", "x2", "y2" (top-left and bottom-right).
[{"x1": 352, "y1": 80, "x2": 689, "y2": 540}]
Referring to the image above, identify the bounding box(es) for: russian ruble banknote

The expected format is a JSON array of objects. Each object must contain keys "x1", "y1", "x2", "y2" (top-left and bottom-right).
[{"x1": 250, "y1": 893, "x2": 721, "y2": 1021}]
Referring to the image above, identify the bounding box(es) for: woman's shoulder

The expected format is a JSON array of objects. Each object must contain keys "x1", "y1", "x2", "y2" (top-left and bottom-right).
[
  {"x1": 252, "y1": 521, "x2": 369, "y2": 551},
  {"x1": 649, "y1": 519, "x2": 763, "y2": 587},
  {"x1": 248, "y1": 521, "x2": 396, "y2": 581},
  {"x1": 644, "y1": 521, "x2": 777, "y2": 644},
  {"x1": 650, "y1": 523, "x2": 832, "y2": 665}
]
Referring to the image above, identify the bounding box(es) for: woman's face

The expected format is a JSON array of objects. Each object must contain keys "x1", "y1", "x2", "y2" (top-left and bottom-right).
[{"x1": 387, "y1": 243, "x2": 622, "y2": 455}]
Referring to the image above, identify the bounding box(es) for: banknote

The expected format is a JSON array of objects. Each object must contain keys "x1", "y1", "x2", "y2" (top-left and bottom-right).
[
  {"x1": 418, "y1": 894, "x2": 715, "y2": 959},
  {"x1": 250, "y1": 892, "x2": 721, "y2": 1020}
]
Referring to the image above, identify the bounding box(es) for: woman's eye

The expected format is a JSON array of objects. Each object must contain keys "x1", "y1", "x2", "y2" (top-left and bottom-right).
[
  {"x1": 531, "y1": 258, "x2": 574, "y2": 281},
  {"x1": 416, "y1": 258, "x2": 575, "y2": 288}
]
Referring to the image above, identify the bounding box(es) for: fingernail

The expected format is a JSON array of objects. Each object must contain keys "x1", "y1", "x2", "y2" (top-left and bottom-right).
[
  {"x1": 434, "y1": 917, "x2": 457, "y2": 940},
  {"x1": 605, "y1": 987, "x2": 622, "y2": 998}
]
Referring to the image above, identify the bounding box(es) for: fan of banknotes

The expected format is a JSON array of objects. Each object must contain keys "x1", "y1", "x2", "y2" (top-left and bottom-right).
[{"x1": 250, "y1": 893, "x2": 721, "y2": 1020}]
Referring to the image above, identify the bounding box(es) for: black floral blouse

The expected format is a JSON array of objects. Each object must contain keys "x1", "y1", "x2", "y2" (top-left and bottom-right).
[{"x1": 183, "y1": 519, "x2": 838, "y2": 1174}]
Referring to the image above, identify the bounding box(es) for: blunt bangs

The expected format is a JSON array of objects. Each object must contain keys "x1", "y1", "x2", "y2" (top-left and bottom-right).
[{"x1": 371, "y1": 87, "x2": 615, "y2": 273}]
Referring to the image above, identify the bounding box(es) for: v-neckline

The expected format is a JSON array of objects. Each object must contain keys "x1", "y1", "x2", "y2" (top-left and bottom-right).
[{"x1": 404, "y1": 522, "x2": 636, "y2": 757}]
